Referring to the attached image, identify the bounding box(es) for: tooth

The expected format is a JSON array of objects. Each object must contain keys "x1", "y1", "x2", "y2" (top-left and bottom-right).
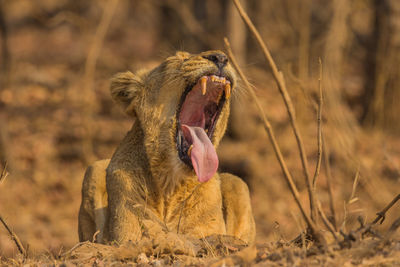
[
  {"x1": 222, "y1": 77, "x2": 226, "y2": 84},
  {"x1": 201, "y1": 77, "x2": 207, "y2": 95},
  {"x1": 217, "y1": 91, "x2": 223, "y2": 103},
  {"x1": 188, "y1": 145, "x2": 193, "y2": 156},
  {"x1": 211, "y1": 76, "x2": 216, "y2": 82},
  {"x1": 225, "y1": 83, "x2": 231, "y2": 99}
]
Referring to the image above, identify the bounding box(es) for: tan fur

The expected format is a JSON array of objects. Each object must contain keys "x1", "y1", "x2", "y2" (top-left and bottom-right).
[{"x1": 78, "y1": 50, "x2": 256, "y2": 244}]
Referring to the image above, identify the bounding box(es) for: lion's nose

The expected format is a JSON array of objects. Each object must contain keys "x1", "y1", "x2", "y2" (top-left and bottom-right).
[{"x1": 202, "y1": 53, "x2": 228, "y2": 70}]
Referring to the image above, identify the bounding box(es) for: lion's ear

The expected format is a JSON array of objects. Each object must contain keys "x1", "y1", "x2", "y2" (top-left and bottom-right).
[{"x1": 110, "y1": 71, "x2": 144, "y2": 115}]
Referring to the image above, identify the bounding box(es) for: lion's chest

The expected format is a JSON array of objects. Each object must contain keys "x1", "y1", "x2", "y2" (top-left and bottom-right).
[{"x1": 152, "y1": 179, "x2": 227, "y2": 238}]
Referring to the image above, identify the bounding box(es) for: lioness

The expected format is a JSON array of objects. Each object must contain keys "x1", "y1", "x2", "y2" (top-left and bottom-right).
[{"x1": 78, "y1": 50, "x2": 255, "y2": 245}]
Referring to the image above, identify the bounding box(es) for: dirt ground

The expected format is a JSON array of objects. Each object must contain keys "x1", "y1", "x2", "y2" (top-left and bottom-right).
[{"x1": 0, "y1": 1, "x2": 399, "y2": 266}]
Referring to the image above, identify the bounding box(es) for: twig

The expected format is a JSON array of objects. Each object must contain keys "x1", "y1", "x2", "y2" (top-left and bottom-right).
[
  {"x1": 92, "y1": 230, "x2": 100, "y2": 243},
  {"x1": 232, "y1": 0, "x2": 317, "y2": 222},
  {"x1": 349, "y1": 169, "x2": 360, "y2": 203},
  {"x1": 81, "y1": 0, "x2": 119, "y2": 164},
  {"x1": 340, "y1": 193, "x2": 400, "y2": 243},
  {"x1": 0, "y1": 216, "x2": 26, "y2": 256},
  {"x1": 200, "y1": 233, "x2": 217, "y2": 258},
  {"x1": 341, "y1": 201, "x2": 348, "y2": 233},
  {"x1": 371, "y1": 193, "x2": 400, "y2": 225},
  {"x1": 291, "y1": 60, "x2": 337, "y2": 230},
  {"x1": 0, "y1": 164, "x2": 23, "y2": 256},
  {"x1": 0, "y1": 161, "x2": 8, "y2": 184},
  {"x1": 224, "y1": 38, "x2": 324, "y2": 248},
  {"x1": 340, "y1": 170, "x2": 360, "y2": 232},
  {"x1": 314, "y1": 58, "x2": 338, "y2": 232},
  {"x1": 312, "y1": 58, "x2": 323, "y2": 189},
  {"x1": 61, "y1": 241, "x2": 91, "y2": 258},
  {"x1": 316, "y1": 200, "x2": 338, "y2": 241},
  {"x1": 291, "y1": 57, "x2": 337, "y2": 230}
]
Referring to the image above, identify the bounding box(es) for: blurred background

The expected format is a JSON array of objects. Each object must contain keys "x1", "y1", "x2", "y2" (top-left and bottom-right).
[{"x1": 0, "y1": 0, "x2": 399, "y2": 257}]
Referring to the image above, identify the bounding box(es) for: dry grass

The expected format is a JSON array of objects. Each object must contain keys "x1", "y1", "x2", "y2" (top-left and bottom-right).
[{"x1": 1, "y1": 234, "x2": 399, "y2": 266}]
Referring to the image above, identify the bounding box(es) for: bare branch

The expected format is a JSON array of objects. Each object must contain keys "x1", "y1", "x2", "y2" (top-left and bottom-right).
[
  {"x1": 224, "y1": 38, "x2": 325, "y2": 249},
  {"x1": 349, "y1": 169, "x2": 360, "y2": 204},
  {"x1": 0, "y1": 161, "x2": 8, "y2": 184},
  {"x1": 371, "y1": 194, "x2": 400, "y2": 225},
  {"x1": 231, "y1": 0, "x2": 317, "y2": 222},
  {"x1": 0, "y1": 216, "x2": 26, "y2": 256},
  {"x1": 312, "y1": 58, "x2": 323, "y2": 189},
  {"x1": 317, "y1": 200, "x2": 338, "y2": 241}
]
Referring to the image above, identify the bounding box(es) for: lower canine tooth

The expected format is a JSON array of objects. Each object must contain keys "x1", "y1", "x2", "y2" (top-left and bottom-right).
[
  {"x1": 201, "y1": 77, "x2": 207, "y2": 95},
  {"x1": 217, "y1": 91, "x2": 223, "y2": 103},
  {"x1": 225, "y1": 83, "x2": 231, "y2": 99},
  {"x1": 188, "y1": 145, "x2": 193, "y2": 156}
]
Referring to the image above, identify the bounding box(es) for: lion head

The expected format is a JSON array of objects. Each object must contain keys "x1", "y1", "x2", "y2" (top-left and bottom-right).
[{"x1": 110, "y1": 50, "x2": 237, "y2": 188}]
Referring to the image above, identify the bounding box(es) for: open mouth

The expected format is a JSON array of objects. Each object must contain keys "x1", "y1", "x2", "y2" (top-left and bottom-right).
[{"x1": 176, "y1": 74, "x2": 232, "y2": 182}]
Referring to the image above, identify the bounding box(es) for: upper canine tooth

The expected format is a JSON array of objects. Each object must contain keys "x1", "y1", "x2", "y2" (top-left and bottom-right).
[
  {"x1": 222, "y1": 77, "x2": 226, "y2": 84},
  {"x1": 225, "y1": 83, "x2": 231, "y2": 99},
  {"x1": 211, "y1": 76, "x2": 216, "y2": 82},
  {"x1": 201, "y1": 77, "x2": 207, "y2": 95}
]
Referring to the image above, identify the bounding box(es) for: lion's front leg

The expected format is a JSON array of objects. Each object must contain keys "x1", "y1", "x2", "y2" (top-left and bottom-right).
[
  {"x1": 220, "y1": 173, "x2": 256, "y2": 244},
  {"x1": 107, "y1": 201, "x2": 142, "y2": 243},
  {"x1": 106, "y1": 169, "x2": 145, "y2": 243},
  {"x1": 78, "y1": 159, "x2": 110, "y2": 243}
]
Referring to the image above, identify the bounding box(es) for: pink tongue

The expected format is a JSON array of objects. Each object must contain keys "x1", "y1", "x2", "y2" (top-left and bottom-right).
[{"x1": 181, "y1": 125, "x2": 218, "y2": 182}]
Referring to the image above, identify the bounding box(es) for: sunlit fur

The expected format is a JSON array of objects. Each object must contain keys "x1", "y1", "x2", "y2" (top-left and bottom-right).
[{"x1": 78, "y1": 51, "x2": 255, "y2": 245}]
